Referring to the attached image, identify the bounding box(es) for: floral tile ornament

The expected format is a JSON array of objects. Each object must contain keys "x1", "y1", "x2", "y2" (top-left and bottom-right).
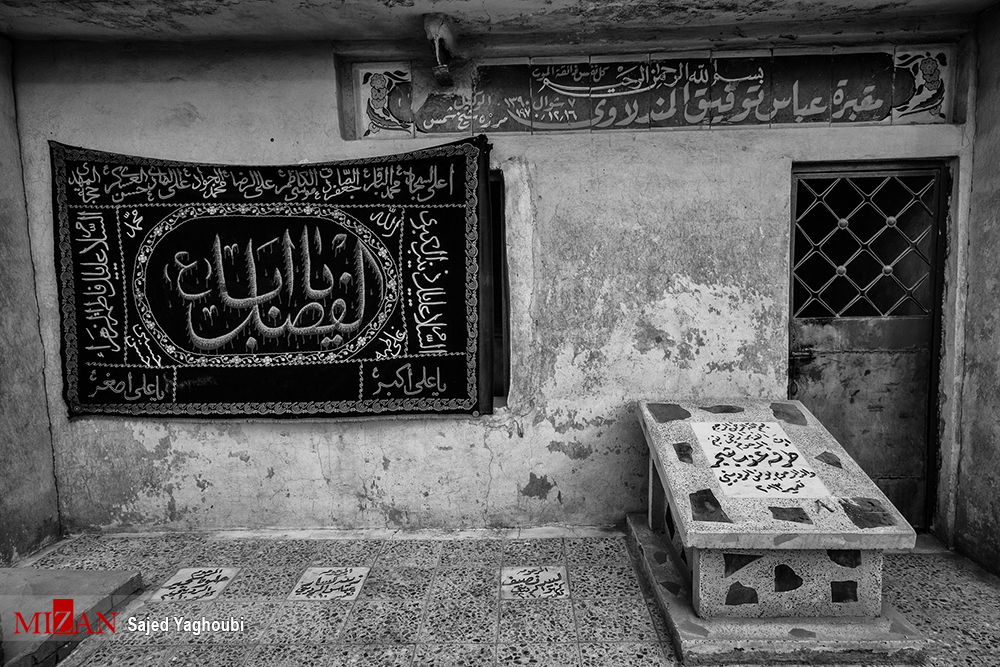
[
  {"x1": 500, "y1": 566, "x2": 569, "y2": 600},
  {"x1": 355, "y1": 63, "x2": 414, "y2": 139},
  {"x1": 289, "y1": 566, "x2": 370, "y2": 600},
  {"x1": 151, "y1": 567, "x2": 238, "y2": 601},
  {"x1": 892, "y1": 45, "x2": 955, "y2": 124}
]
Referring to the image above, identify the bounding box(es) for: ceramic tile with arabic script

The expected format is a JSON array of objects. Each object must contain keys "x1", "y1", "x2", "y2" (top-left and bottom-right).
[
  {"x1": 472, "y1": 64, "x2": 532, "y2": 133},
  {"x1": 710, "y1": 55, "x2": 772, "y2": 127},
  {"x1": 771, "y1": 52, "x2": 833, "y2": 125},
  {"x1": 648, "y1": 57, "x2": 713, "y2": 129},
  {"x1": 500, "y1": 566, "x2": 569, "y2": 600},
  {"x1": 588, "y1": 60, "x2": 651, "y2": 132},
  {"x1": 151, "y1": 567, "x2": 238, "y2": 601},
  {"x1": 830, "y1": 51, "x2": 894, "y2": 124},
  {"x1": 289, "y1": 566, "x2": 371, "y2": 600}
]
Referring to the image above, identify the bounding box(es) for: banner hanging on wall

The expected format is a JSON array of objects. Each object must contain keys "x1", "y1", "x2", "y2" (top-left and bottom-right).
[{"x1": 51, "y1": 136, "x2": 493, "y2": 418}]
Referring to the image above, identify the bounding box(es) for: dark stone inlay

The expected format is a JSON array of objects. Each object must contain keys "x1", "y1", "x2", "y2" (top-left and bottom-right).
[
  {"x1": 648, "y1": 403, "x2": 691, "y2": 423},
  {"x1": 769, "y1": 506, "x2": 813, "y2": 524},
  {"x1": 652, "y1": 551, "x2": 669, "y2": 565},
  {"x1": 773, "y1": 534, "x2": 798, "y2": 546},
  {"x1": 725, "y1": 582, "x2": 759, "y2": 606},
  {"x1": 672, "y1": 441, "x2": 694, "y2": 464},
  {"x1": 789, "y1": 628, "x2": 817, "y2": 638},
  {"x1": 770, "y1": 402, "x2": 808, "y2": 425},
  {"x1": 660, "y1": 580, "x2": 682, "y2": 595},
  {"x1": 689, "y1": 489, "x2": 732, "y2": 523},
  {"x1": 827, "y1": 549, "x2": 862, "y2": 568},
  {"x1": 816, "y1": 451, "x2": 843, "y2": 469},
  {"x1": 699, "y1": 405, "x2": 744, "y2": 414},
  {"x1": 665, "y1": 507, "x2": 676, "y2": 538},
  {"x1": 839, "y1": 497, "x2": 896, "y2": 528},
  {"x1": 679, "y1": 549, "x2": 688, "y2": 565},
  {"x1": 723, "y1": 553, "x2": 762, "y2": 578},
  {"x1": 831, "y1": 580, "x2": 858, "y2": 603},
  {"x1": 680, "y1": 619, "x2": 711, "y2": 637},
  {"x1": 774, "y1": 564, "x2": 804, "y2": 592}
]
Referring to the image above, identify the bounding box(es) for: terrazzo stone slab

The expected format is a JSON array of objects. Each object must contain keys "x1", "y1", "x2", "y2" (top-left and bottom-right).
[
  {"x1": 638, "y1": 399, "x2": 916, "y2": 550},
  {"x1": 628, "y1": 514, "x2": 927, "y2": 664},
  {"x1": 150, "y1": 568, "x2": 238, "y2": 602},
  {"x1": 692, "y1": 548, "x2": 882, "y2": 618},
  {"x1": 500, "y1": 566, "x2": 569, "y2": 599}
]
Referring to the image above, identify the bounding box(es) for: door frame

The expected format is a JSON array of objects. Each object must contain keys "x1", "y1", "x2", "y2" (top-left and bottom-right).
[{"x1": 788, "y1": 159, "x2": 952, "y2": 531}]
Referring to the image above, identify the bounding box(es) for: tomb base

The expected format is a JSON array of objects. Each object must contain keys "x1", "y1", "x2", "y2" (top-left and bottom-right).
[{"x1": 628, "y1": 515, "x2": 927, "y2": 665}]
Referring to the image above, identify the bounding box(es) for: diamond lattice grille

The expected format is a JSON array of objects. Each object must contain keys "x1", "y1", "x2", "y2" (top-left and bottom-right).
[{"x1": 792, "y1": 173, "x2": 937, "y2": 318}]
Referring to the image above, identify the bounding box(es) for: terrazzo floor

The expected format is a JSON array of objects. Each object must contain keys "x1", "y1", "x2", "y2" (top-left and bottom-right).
[{"x1": 13, "y1": 528, "x2": 1000, "y2": 666}]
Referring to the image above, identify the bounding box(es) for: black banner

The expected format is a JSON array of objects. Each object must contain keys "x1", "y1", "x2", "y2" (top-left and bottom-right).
[{"x1": 51, "y1": 137, "x2": 493, "y2": 418}]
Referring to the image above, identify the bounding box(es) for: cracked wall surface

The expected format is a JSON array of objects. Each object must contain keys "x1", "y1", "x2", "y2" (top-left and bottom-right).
[
  {"x1": 955, "y1": 5, "x2": 1000, "y2": 575},
  {"x1": 11, "y1": 40, "x2": 974, "y2": 534},
  {"x1": 0, "y1": 35, "x2": 59, "y2": 564}
]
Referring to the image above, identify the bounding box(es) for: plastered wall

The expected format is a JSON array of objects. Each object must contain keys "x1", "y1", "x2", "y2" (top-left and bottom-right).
[
  {"x1": 955, "y1": 5, "x2": 1000, "y2": 573},
  {"x1": 0, "y1": 36, "x2": 59, "y2": 565},
  {"x1": 12, "y1": 41, "x2": 974, "y2": 534}
]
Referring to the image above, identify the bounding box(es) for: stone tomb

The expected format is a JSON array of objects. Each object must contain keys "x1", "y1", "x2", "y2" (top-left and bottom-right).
[{"x1": 634, "y1": 399, "x2": 926, "y2": 664}]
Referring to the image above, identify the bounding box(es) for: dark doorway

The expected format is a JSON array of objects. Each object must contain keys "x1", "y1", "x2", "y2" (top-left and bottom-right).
[{"x1": 789, "y1": 162, "x2": 949, "y2": 530}]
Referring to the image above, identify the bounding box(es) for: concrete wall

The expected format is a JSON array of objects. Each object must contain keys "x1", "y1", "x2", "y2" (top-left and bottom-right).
[
  {"x1": 12, "y1": 41, "x2": 974, "y2": 533},
  {"x1": 954, "y1": 5, "x2": 1000, "y2": 574},
  {"x1": 0, "y1": 36, "x2": 59, "y2": 564}
]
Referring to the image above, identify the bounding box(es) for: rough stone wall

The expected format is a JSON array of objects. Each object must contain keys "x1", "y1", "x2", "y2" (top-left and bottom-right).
[
  {"x1": 11, "y1": 41, "x2": 972, "y2": 533},
  {"x1": 0, "y1": 36, "x2": 60, "y2": 564},
  {"x1": 955, "y1": 5, "x2": 1000, "y2": 575}
]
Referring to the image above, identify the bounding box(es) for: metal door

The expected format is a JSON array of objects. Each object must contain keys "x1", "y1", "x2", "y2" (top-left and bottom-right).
[{"x1": 789, "y1": 163, "x2": 948, "y2": 529}]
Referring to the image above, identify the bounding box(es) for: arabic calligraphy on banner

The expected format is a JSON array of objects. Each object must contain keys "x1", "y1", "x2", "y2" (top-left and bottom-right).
[
  {"x1": 51, "y1": 136, "x2": 493, "y2": 418},
  {"x1": 690, "y1": 422, "x2": 830, "y2": 498},
  {"x1": 353, "y1": 45, "x2": 953, "y2": 137}
]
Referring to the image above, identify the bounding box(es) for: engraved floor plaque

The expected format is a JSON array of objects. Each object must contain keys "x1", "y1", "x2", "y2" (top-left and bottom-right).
[
  {"x1": 289, "y1": 567, "x2": 370, "y2": 600},
  {"x1": 500, "y1": 566, "x2": 569, "y2": 599},
  {"x1": 152, "y1": 567, "x2": 238, "y2": 601}
]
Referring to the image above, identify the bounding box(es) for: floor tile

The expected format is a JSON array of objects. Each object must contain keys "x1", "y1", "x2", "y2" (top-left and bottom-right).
[
  {"x1": 499, "y1": 598, "x2": 577, "y2": 642},
  {"x1": 358, "y1": 566, "x2": 434, "y2": 600},
  {"x1": 289, "y1": 567, "x2": 370, "y2": 601},
  {"x1": 413, "y1": 643, "x2": 498, "y2": 666},
  {"x1": 245, "y1": 642, "x2": 339, "y2": 666},
  {"x1": 431, "y1": 565, "x2": 501, "y2": 600},
  {"x1": 564, "y1": 537, "x2": 630, "y2": 566},
  {"x1": 341, "y1": 599, "x2": 425, "y2": 644},
  {"x1": 501, "y1": 566, "x2": 569, "y2": 600},
  {"x1": 568, "y1": 563, "x2": 642, "y2": 598},
  {"x1": 150, "y1": 567, "x2": 239, "y2": 601},
  {"x1": 439, "y1": 539, "x2": 503, "y2": 567},
  {"x1": 168, "y1": 644, "x2": 255, "y2": 666},
  {"x1": 112, "y1": 601, "x2": 209, "y2": 644},
  {"x1": 331, "y1": 644, "x2": 416, "y2": 666},
  {"x1": 258, "y1": 600, "x2": 351, "y2": 643},
  {"x1": 645, "y1": 598, "x2": 673, "y2": 643},
  {"x1": 496, "y1": 642, "x2": 580, "y2": 666},
  {"x1": 574, "y1": 598, "x2": 658, "y2": 643},
  {"x1": 420, "y1": 598, "x2": 499, "y2": 643},
  {"x1": 190, "y1": 539, "x2": 267, "y2": 566},
  {"x1": 311, "y1": 539, "x2": 385, "y2": 567},
  {"x1": 78, "y1": 643, "x2": 175, "y2": 666},
  {"x1": 222, "y1": 566, "x2": 305, "y2": 599},
  {"x1": 192, "y1": 599, "x2": 281, "y2": 644},
  {"x1": 502, "y1": 539, "x2": 564, "y2": 567},
  {"x1": 249, "y1": 539, "x2": 323, "y2": 566},
  {"x1": 376, "y1": 540, "x2": 442, "y2": 566},
  {"x1": 578, "y1": 642, "x2": 671, "y2": 666}
]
